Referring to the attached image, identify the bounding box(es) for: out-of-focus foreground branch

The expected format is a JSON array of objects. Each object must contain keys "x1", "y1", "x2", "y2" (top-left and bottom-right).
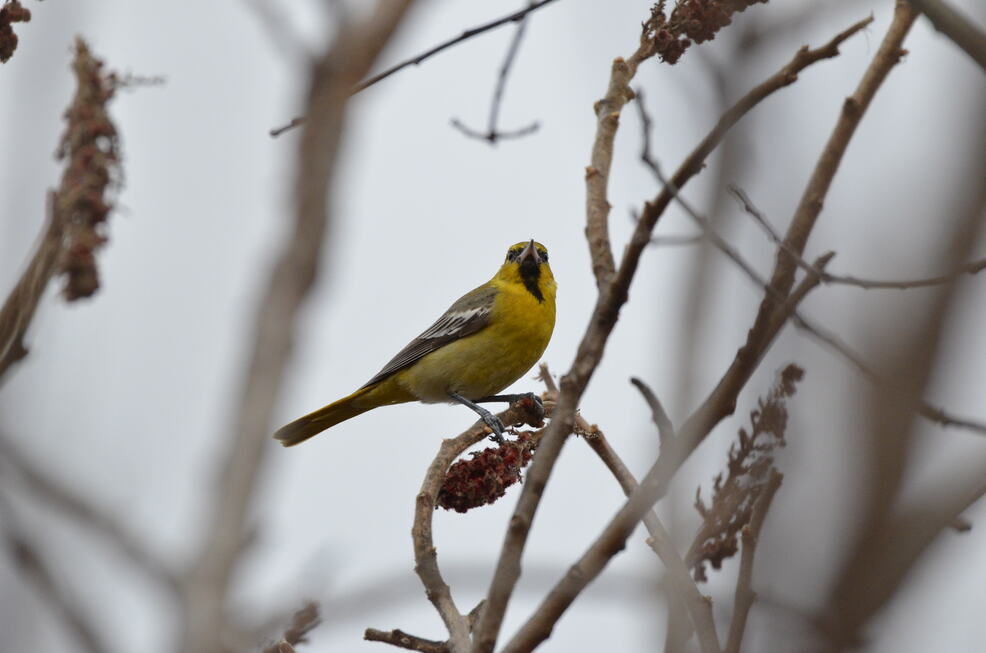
[
  {"x1": 907, "y1": 0, "x2": 986, "y2": 71},
  {"x1": 178, "y1": 3, "x2": 417, "y2": 652},
  {"x1": 820, "y1": 79, "x2": 986, "y2": 651},
  {"x1": 0, "y1": 38, "x2": 120, "y2": 383}
]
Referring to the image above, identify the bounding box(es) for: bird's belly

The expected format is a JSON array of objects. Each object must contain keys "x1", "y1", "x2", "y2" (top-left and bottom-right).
[{"x1": 397, "y1": 319, "x2": 550, "y2": 403}]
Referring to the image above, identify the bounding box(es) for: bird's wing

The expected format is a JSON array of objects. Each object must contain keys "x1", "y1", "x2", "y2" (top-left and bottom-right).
[{"x1": 360, "y1": 284, "x2": 497, "y2": 388}]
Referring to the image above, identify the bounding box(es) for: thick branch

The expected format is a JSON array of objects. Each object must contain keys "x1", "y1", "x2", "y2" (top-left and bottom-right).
[{"x1": 450, "y1": 1, "x2": 539, "y2": 144}]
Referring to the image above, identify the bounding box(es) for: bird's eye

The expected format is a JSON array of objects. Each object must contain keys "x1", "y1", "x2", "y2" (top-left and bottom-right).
[
  {"x1": 539, "y1": 250, "x2": 548, "y2": 262},
  {"x1": 507, "y1": 250, "x2": 519, "y2": 261}
]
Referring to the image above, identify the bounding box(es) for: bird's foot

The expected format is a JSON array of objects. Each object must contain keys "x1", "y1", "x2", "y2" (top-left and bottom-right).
[{"x1": 482, "y1": 412, "x2": 506, "y2": 444}]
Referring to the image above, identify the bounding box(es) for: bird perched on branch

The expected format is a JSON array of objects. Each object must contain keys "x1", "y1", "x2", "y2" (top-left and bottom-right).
[{"x1": 275, "y1": 240, "x2": 556, "y2": 446}]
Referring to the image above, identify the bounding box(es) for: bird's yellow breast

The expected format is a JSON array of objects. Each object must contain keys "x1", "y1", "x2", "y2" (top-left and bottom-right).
[{"x1": 395, "y1": 272, "x2": 556, "y2": 402}]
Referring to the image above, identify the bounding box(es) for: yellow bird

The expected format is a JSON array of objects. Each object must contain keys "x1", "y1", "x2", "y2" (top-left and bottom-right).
[{"x1": 275, "y1": 240, "x2": 556, "y2": 446}]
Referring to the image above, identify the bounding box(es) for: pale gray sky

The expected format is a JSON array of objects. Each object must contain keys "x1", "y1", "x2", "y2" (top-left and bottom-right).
[{"x1": 1, "y1": 1, "x2": 985, "y2": 652}]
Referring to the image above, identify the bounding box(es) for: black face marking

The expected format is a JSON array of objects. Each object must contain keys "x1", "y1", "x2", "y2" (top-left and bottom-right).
[
  {"x1": 506, "y1": 248, "x2": 522, "y2": 262},
  {"x1": 519, "y1": 258, "x2": 544, "y2": 302}
]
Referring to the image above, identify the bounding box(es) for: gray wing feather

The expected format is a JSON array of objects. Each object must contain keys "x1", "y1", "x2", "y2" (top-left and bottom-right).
[{"x1": 361, "y1": 285, "x2": 497, "y2": 388}]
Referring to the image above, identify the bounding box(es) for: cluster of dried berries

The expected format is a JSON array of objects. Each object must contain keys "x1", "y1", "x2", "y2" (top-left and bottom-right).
[
  {"x1": 644, "y1": 0, "x2": 769, "y2": 64},
  {"x1": 437, "y1": 431, "x2": 538, "y2": 513},
  {"x1": 688, "y1": 363, "x2": 803, "y2": 581},
  {"x1": 0, "y1": 0, "x2": 31, "y2": 63},
  {"x1": 55, "y1": 38, "x2": 121, "y2": 300}
]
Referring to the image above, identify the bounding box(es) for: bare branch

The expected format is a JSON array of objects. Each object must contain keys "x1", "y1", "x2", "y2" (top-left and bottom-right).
[
  {"x1": 759, "y1": 4, "x2": 916, "y2": 322},
  {"x1": 907, "y1": 0, "x2": 986, "y2": 71},
  {"x1": 641, "y1": 140, "x2": 986, "y2": 438},
  {"x1": 179, "y1": 4, "x2": 418, "y2": 652},
  {"x1": 730, "y1": 185, "x2": 986, "y2": 290},
  {"x1": 415, "y1": 401, "x2": 546, "y2": 653},
  {"x1": 579, "y1": 425, "x2": 721, "y2": 653},
  {"x1": 629, "y1": 377, "x2": 675, "y2": 445},
  {"x1": 365, "y1": 628, "x2": 450, "y2": 653},
  {"x1": 450, "y1": 1, "x2": 540, "y2": 145},
  {"x1": 270, "y1": 0, "x2": 563, "y2": 137},
  {"x1": 474, "y1": 18, "x2": 871, "y2": 653}
]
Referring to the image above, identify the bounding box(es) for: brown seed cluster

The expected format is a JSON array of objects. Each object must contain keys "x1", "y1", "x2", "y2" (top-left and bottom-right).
[
  {"x1": 55, "y1": 38, "x2": 121, "y2": 301},
  {"x1": 644, "y1": 0, "x2": 769, "y2": 64},
  {"x1": 437, "y1": 432, "x2": 538, "y2": 513},
  {"x1": 689, "y1": 363, "x2": 803, "y2": 581},
  {"x1": 0, "y1": 0, "x2": 31, "y2": 63}
]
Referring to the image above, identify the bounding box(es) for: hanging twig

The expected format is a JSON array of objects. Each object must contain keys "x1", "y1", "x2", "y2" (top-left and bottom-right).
[{"x1": 270, "y1": 0, "x2": 563, "y2": 137}]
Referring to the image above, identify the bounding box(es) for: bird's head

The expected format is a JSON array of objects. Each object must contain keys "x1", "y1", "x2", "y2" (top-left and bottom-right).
[{"x1": 497, "y1": 239, "x2": 555, "y2": 303}]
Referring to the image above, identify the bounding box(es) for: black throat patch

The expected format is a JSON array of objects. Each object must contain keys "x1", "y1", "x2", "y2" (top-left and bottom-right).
[{"x1": 519, "y1": 261, "x2": 544, "y2": 303}]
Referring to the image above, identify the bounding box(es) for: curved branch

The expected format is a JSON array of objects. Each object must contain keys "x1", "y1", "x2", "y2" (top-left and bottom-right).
[
  {"x1": 907, "y1": 0, "x2": 986, "y2": 71},
  {"x1": 413, "y1": 401, "x2": 546, "y2": 653}
]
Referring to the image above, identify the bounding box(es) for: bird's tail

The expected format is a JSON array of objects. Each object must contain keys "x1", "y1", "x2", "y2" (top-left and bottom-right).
[{"x1": 274, "y1": 384, "x2": 381, "y2": 447}]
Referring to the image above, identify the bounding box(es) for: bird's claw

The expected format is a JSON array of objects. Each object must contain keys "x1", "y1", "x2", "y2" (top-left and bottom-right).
[{"x1": 483, "y1": 414, "x2": 506, "y2": 444}]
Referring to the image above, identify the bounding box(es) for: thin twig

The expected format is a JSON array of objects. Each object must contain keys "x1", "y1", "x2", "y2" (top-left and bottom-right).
[
  {"x1": 723, "y1": 471, "x2": 782, "y2": 653},
  {"x1": 478, "y1": 19, "x2": 871, "y2": 653},
  {"x1": 629, "y1": 377, "x2": 675, "y2": 445},
  {"x1": 270, "y1": 0, "x2": 563, "y2": 137},
  {"x1": 179, "y1": 4, "x2": 418, "y2": 652},
  {"x1": 906, "y1": 0, "x2": 986, "y2": 71},
  {"x1": 730, "y1": 185, "x2": 986, "y2": 290},
  {"x1": 450, "y1": 1, "x2": 539, "y2": 144}
]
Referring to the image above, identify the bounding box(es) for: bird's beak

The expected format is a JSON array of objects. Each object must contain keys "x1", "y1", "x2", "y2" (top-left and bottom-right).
[{"x1": 518, "y1": 239, "x2": 541, "y2": 265}]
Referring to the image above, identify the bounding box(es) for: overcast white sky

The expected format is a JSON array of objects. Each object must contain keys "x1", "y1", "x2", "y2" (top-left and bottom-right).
[{"x1": 2, "y1": 1, "x2": 985, "y2": 652}]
